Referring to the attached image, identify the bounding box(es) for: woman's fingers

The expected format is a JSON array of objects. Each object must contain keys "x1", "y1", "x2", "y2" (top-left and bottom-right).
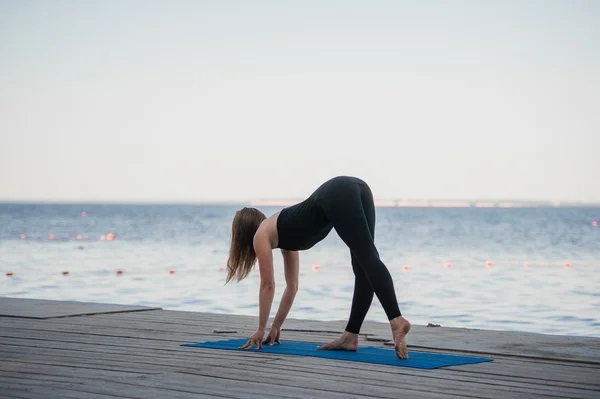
[
  {"x1": 238, "y1": 341, "x2": 250, "y2": 349},
  {"x1": 262, "y1": 332, "x2": 276, "y2": 345},
  {"x1": 239, "y1": 339, "x2": 259, "y2": 350},
  {"x1": 242, "y1": 336, "x2": 274, "y2": 350}
]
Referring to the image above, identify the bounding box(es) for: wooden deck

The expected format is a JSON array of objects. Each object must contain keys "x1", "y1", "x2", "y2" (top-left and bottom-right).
[{"x1": 1, "y1": 297, "x2": 599, "y2": 398}]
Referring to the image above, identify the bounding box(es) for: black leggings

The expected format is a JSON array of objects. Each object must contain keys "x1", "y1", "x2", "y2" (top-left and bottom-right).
[{"x1": 317, "y1": 178, "x2": 402, "y2": 334}]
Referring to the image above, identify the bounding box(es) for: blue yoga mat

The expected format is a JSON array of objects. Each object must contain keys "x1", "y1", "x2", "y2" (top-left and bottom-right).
[{"x1": 181, "y1": 338, "x2": 493, "y2": 369}]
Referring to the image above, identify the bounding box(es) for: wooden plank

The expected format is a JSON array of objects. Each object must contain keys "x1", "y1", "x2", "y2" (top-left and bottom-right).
[
  {"x1": 263, "y1": 356, "x2": 600, "y2": 398},
  {"x1": 4, "y1": 316, "x2": 598, "y2": 371},
  {"x1": 2, "y1": 323, "x2": 599, "y2": 387},
  {"x1": 151, "y1": 371, "x2": 467, "y2": 399},
  {"x1": 2, "y1": 298, "x2": 599, "y2": 399},
  {"x1": 3, "y1": 340, "x2": 597, "y2": 397},
  {"x1": 0, "y1": 345, "x2": 534, "y2": 398},
  {"x1": 0, "y1": 363, "x2": 461, "y2": 399},
  {"x1": 2, "y1": 325, "x2": 599, "y2": 393},
  {"x1": 0, "y1": 382, "x2": 128, "y2": 399},
  {"x1": 0, "y1": 377, "x2": 235, "y2": 399},
  {"x1": 0, "y1": 372, "x2": 432, "y2": 399},
  {"x1": 3, "y1": 339, "x2": 598, "y2": 389},
  {"x1": 0, "y1": 349, "x2": 267, "y2": 376},
  {"x1": 174, "y1": 365, "x2": 527, "y2": 399},
  {"x1": 0, "y1": 320, "x2": 596, "y2": 376},
  {"x1": 61, "y1": 310, "x2": 600, "y2": 365},
  {"x1": 2, "y1": 349, "x2": 584, "y2": 399},
  {"x1": 0, "y1": 297, "x2": 161, "y2": 319}
]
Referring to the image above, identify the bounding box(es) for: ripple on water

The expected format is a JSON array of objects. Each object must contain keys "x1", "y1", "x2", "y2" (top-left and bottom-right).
[
  {"x1": 398, "y1": 301, "x2": 420, "y2": 307},
  {"x1": 433, "y1": 314, "x2": 472, "y2": 320},
  {"x1": 211, "y1": 307, "x2": 232, "y2": 313},
  {"x1": 487, "y1": 319, "x2": 534, "y2": 325},
  {"x1": 571, "y1": 290, "x2": 600, "y2": 297},
  {"x1": 550, "y1": 315, "x2": 598, "y2": 323},
  {"x1": 183, "y1": 299, "x2": 212, "y2": 305},
  {"x1": 436, "y1": 289, "x2": 463, "y2": 299},
  {"x1": 294, "y1": 306, "x2": 320, "y2": 313},
  {"x1": 4, "y1": 291, "x2": 29, "y2": 296}
]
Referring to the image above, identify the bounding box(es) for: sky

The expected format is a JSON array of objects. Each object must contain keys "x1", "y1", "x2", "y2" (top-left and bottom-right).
[{"x1": 1, "y1": 0, "x2": 599, "y2": 203}]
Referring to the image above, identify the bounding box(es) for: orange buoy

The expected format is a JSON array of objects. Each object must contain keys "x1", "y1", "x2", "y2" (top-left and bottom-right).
[
  {"x1": 485, "y1": 261, "x2": 493, "y2": 267},
  {"x1": 20, "y1": 234, "x2": 26, "y2": 239},
  {"x1": 48, "y1": 234, "x2": 55, "y2": 240},
  {"x1": 445, "y1": 263, "x2": 452, "y2": 269},
  {"x1": 6, "y1": 272, "x2": 13, "y2": 277},
  {"x1": 116, "y1": 269, "x2": 123, "y2": 275},
  {"x1": 168, "y1": 269, "x2": 175, "y2": 274},
  {"x1": 593, "y1": 220, "x2": 598, "y2": 227},
  {"x1": 564, "y1": 263, "x2": 571, "y2": 268},
  {"x1": 106, "y1": 233, "x2": 115, "y2": 241},
  {"x1": 312, "y1": 264, "x2": 320, "y2": 271},
  {"x1": 523, "y1": 262, "x2": 530, "y2": 267},
  {"x1": 81, "y1": 212, "x2": 87, "y2": 217},
  {"x1": 402, "y1": 265, "x2": 409, "y2": 271},
  {"x1": 218, "y1": 267, "x2": 225, "y2": 272},
  {"x1": 76, "y1": 234, "x2": 82, "y2": 240},
  {"x1": 62, "y1": 271, "x2": 69, "y2": 276}
]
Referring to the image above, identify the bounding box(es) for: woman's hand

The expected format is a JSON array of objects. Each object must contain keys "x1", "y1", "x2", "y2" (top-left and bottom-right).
[
  {"x1": 239, "y1": 329, "x2": 265, "y2": 350},
  {"x1": 262, "y1": 324, "x2": 281, "y2": 345}
]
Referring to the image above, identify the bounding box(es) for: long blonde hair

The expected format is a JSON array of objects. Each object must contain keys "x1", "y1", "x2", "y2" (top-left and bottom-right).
[{"x1": 225, "y1": 207, "x2": 266, "y2": 283}]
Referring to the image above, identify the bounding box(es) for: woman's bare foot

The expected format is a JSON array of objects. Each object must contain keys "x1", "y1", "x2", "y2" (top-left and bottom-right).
[
  {"x1": 390, "y1": 316, "x2": 411, "y2": 359},
  {"x1": 317, "y1": 331, "x2": 358, "y2": 351}
]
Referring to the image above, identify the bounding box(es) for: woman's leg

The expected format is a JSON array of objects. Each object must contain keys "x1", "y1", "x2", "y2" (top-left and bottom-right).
[
  {"x1": 346, "y1": 253, "x2": 375, "y2": 334},
  {"x1": 317, "y1": 181, "x2": 411, "y2": 358},
  {"x1": 345, "y1": 186, "x2": 377, "y2": 334},
  {"x1": 325, "y1": 183, "x2": 401, "y2": 323}
]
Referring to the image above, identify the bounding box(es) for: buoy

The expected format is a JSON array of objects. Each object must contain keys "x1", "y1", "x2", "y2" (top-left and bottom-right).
[
  {"x1": 62, "y1": 271, "x2": 69, "y2": 276},
  {"x1": 312, "y1": 264, "x2": 320, "y2": 271},
  {"x1": 524, "y1": 262, "x2": 530, "y2": 267},
  {"x1": 564, "y1": 263, "x2": 571, "y2": 268},
  {"x1": 6, "y1": 272, "x2": 13, "y2": 277},
  {"x1": 49, "y1": 234, "x2": 55, "y2": 240},
  {"x1": 168, "y1": 269, "x2": 175, "y2": 274},
  {"x1": 76, "y1": 234, "x2": 82, "y2": 240},
  {"x1": 81, "y1": 212, "x2": 87, "y2": 217},
  {"x1": 116, "y1": 269, "x2": 123, "y2": 275},
  {"x1": 106, "y1": 233, "x2": 115, "y2": 241},
  {"x1": 593, "y1": 220, "x2": 598, "y2": 227},
  {"x1": 445, "y1": 263, "x2": 452, "y2": 269},
  {"x1": 218, "y1": 267, "x2": 225, "y2": 272},
  {"x1": 402, "y1": 265, "x2": 409, "y2": 271},
  {"x1": 20, "y1": 234, "x2": 26, "y2": 239},
  {"x1": 485, "y1": 261, "x2": 493, "y2": 267}
]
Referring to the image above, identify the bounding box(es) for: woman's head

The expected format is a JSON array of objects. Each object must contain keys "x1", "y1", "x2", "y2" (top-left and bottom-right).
[{"x1": 225, "y1": 207, "x2": 267, "y2": 283}]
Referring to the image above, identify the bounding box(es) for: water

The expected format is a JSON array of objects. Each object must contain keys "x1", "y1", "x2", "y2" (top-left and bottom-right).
[{"x1": 1, "y1": 203, "x2": 599, "y2": 337}]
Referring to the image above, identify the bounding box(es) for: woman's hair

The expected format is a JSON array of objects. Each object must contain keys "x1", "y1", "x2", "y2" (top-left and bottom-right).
[{"x1": 225, "y1": 207, "x2": 267, "y2": 284}]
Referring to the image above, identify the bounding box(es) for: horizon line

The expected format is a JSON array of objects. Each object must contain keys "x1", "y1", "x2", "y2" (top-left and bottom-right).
[{"x1": 1, "y1": 199, "x2": 600, "y2": 208}]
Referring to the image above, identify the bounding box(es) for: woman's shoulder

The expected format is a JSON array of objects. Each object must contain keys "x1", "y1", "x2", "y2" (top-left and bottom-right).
[{"x1": 255, "y1": 211, "x2": 281, "y2": 249}]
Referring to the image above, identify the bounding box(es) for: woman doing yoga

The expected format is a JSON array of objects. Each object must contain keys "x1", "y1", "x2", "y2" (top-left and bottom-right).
[{"x1": 226, "y1": 176, "x2": 411, "y2": 359}]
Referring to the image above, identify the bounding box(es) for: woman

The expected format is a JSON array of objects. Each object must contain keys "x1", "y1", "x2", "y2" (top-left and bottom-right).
[{"x1": 226, "y1": 175, "x2": 411, "y2": 359}]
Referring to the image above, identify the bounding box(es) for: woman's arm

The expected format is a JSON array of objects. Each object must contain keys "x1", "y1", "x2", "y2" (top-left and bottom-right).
[
  {"x1": 272, "y1": 249, "x2": 299, "y2": 328},
  {"x1": 253, "y1": 233, "x2": 276, "y2": 332}
]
